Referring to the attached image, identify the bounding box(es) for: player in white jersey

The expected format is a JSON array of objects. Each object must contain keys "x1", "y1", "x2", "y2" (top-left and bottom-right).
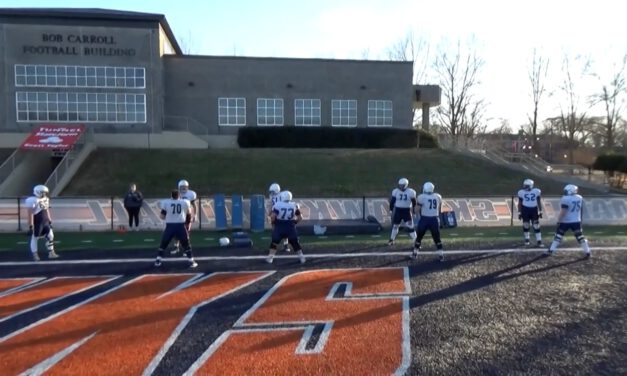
[
  {"x1": 155, "y1": 189, "x2": 197, "y2": 268},
  {"x1": 25, "y1": 184, "x2": 59, "y2": 261},
  {"x1": 266, "y1": 191, "x2": 305, "y2": 264},
  {"x1": 171, "y1": 179, "x2": 198, "y2": 255},
  {"x1": 517, "y1": 179, "x2": 544, "y2": 247},
  {"x1": 546, "y1": 184, "x2": 591, "y2": 257},
  {"x1": 388, "y1": 178, "x2": 417, "y2": 245},
  {"x1": 413, "y1": 182, "x2": 444, "y2": 261},
  {"x1": 268, "y1": 182, "x2": 291, "y2": 251}
]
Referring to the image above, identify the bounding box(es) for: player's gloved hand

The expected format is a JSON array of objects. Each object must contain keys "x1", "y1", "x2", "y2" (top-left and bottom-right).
[
  {"x1": 538, "y1": 212, "x2": 543, "y2": 219},
  {"x1": 26, "y1": 225, "x2": 33, "y2": 237},
  {"x1": 518, "y1": 213, "x2": 522, "y2": 220}
]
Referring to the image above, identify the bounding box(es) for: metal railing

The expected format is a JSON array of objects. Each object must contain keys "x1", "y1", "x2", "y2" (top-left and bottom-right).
[
  {"x1": 0, "y1": 149, "x2": 26, "y2": 185},
  {"x1": 44, "y1": 130, "x2": 91, "y2": 196}
]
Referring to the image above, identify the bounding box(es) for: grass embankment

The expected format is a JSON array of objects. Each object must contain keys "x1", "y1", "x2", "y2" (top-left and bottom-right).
[{"x1": 64, "y1": 148, "x2": 583, "y2": 197}]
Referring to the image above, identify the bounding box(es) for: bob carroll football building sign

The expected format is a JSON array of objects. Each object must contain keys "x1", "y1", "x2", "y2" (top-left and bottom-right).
[{"x1": 0, "y1": 8, "x2": 440, "y2": 146}]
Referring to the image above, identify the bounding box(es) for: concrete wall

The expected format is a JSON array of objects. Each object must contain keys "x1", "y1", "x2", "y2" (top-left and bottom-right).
[
  {"x1": 0, "y1": 16, "x2": 164, "y2": 133},
  {"x1": 163, "y1": 56, "x2": 414, "y2": 135}
]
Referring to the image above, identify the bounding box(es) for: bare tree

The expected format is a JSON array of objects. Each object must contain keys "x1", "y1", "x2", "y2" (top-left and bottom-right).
[
  {"x1": 527, "y1": 49, "x2": 550, "y2": 150},
  {"x1": 178, "y1": 30, "x2": 197, "y2": 55},
  {"x1": 590, "y1": 53, "x2": 627, "y2": 150},
  {"x1": 556, "y1": 53, "x2": 592, "y2": 164},
  {"x1": 433, "y1": 39, "x2": 485, "y2": 142},
  {"x1": 387, "y1": 31, "x2": 431, "y2": 127}
]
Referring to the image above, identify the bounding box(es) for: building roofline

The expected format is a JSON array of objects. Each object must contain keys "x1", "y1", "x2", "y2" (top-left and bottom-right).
[
  {"x1": 0, "y1": 7, "x2": 183, "y2": 55},
  {"x1": 163, "y1": 53, "x2": 413, "y2": 65}
]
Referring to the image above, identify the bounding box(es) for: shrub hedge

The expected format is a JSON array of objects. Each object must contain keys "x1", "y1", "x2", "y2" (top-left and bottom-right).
[{"x1": 238, "y1": 126, "x2": 438, "y2": 148}]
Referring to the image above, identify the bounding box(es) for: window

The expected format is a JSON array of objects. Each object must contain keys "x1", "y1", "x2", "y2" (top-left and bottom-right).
[
  {"x1": 14, "y1": 64, "x2": 146, "y2": 89},
  {"x1": 331, "y1": 99, "x2": 357, "y2": 127},
  {"x1": 257, "y1": 98, "x2": 284, "y2": 126},
  {"x1": 295, "y1": 99, "x2": 321, "y2": 126},
  {"x1": 16, "y1": 91, "x2": 146, "y2": 123},
  {"x1": 367, "y1": 100, "x2": 393, "y2": 127},
  {"x1": 218, "y1": 97, "x2": 246, "y2": 126}
]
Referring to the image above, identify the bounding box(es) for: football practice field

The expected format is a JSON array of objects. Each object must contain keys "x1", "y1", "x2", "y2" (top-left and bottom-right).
[{"x1": 0, "y1": 227, "x2": 625, "y2": 375}]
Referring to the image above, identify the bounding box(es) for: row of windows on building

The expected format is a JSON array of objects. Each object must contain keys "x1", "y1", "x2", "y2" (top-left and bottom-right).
[
  {"x1": 14, "y1": 64, "x2": 146, "y2": 89},
  {"x1": 220, "y1": 98, "x2": 393, "y2": 127},
  {"x1": 15, "y1": 92, "x2": 394, "y2": 126}
]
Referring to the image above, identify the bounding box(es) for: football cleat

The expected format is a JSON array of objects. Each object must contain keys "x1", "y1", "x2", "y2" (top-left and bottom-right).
[
  {"x1": 189, "y1": 260, "x2": 198, "y2": 268},
  {"x1": 48, "y1": 251, "x2": 59, "y2": 259},
  {"x1": 536, "y1": 241, "x2": 545, "y2": 248},
  {"x1": 266, "y1": 255, "x2": 274, "y2": 264},
  {"x1": 388, "y1": 239, "x2": 395, "y2": 246},
  {"x1": 299, "y1": 254, "x2": 306, "y2": 264},
  {"x1": 584, "y1": 251, "x2": 591, "y2": 258},
  {"x1": 170, "y1": 247, "x2": 180, "y2": 255},
  {"x1": 544, "y1": 248, "x2": 555, "y2": 256},
  {"x1": 154, "y1": 259, "x2": 162, "y2": 267},
  {"x1": 32, "y1": 253, "x2": 40, "y2": 261},
  {"x1": 411, "y1": 249, "x2": 419, "y2": 259},
  {"x1": 524, "y1": 240, "x2": 531, "y2": 246}
]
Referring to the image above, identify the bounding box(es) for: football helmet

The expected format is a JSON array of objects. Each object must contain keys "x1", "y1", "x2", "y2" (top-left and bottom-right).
[
  {"x1": 564, "y1": 184, "x2": 578, "y2": 195},
  {"x1": 423, "y1": 182, "x2": 435, "y2": 194},
  {"x1": 33, "y1": 184, "x2": 49, "y2": 198},
  {"x1": 280, "y1": 190, "x2": 293, "y2": 202},
  {"x1": 398, "y1": 178, "x2": 409, "y2": 190},
  {"x1": 178, "y1": 179, "x2": 189, "y2": 193},
  {"x1": 268, "y1": 183, "x2": 281, "y2": 196},
  {"x1": 523, "y1": 179, "x2": 534, "y2": 190}
]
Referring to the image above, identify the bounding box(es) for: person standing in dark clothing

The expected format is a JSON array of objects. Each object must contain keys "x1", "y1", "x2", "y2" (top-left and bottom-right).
[{"x1": 124, "y1": 183, "x2": 143, "y2": 231}]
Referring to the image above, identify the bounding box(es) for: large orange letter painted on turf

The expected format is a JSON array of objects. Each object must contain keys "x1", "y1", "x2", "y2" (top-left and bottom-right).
[
  {"x1": 0, "y1": 272, "x2": 272, "y2": 375},
  {"x1": 0, "y1": 277, "x2": 114, "y2": 322},
  {"x1": 189, "y1": 268, "x2": 411, "y2": 376}
]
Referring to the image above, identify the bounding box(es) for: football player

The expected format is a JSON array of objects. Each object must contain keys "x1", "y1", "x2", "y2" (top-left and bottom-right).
[
  {"x1": 268, "y1": 182, "x2": 291, "y2": 252},
  {"x1": 155, "y1": 189, "x2": 197, "y2": 268},
  {"x1": 388, "y1": 178, "x2": 417, "y2": 246},
  {"x1": 266, "y1": 191, "x2": 305, "y2": 264},
  {"x1": 25, "y1": 185, "x2": 59, "y2": 261},
  {"x1": 413, "y1": 182, "x2": 444, "y2": 261},
  {"x1": 546, "y1": 184, "x2": 591, "y2": 257},
  {"x1": 517, "y1": 179, "x2": 544, "y2": 247},
  {"x1": 171, "y1": 179, "x2": 197, "y2": 255}
]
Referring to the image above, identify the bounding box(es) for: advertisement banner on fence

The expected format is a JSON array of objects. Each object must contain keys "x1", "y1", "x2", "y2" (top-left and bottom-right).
[{"x1": 0, "y1": 196, "x2": 626, "y2": 232}]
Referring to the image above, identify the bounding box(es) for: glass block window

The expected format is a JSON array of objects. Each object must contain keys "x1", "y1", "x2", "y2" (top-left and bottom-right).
[
  {"x1": 16, "y1": 92, "x2": 146, "y2": 123},
  {"x1": 295, "y1": 99, "x2": 321, "y2": 126},
  {"x1": 257, "y1": 98, "x2": 284, "y2": 126},
  {"x1": 218, "y1": 97, "x2": 246, "y2": 126},
  {"x1": 367, "y1": 100, "x2": 393, "y2": 127},
  {"x1": 14, "y1": 64, "x2": 146, "y2": 89},
  {"x1": 331, "y1": 99, "x2": 357, "y2": 127}
]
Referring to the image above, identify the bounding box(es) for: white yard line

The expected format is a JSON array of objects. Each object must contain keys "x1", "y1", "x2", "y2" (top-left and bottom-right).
[{"x1": 1, "y1": 247, "x2": 625, "y2": 266}]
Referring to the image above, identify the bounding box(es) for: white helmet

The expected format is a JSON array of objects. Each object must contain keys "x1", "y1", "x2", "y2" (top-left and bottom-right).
[
  {"x1": 564, "y1": 184, "x2": 578, "y2": 195},
  {"x1": 423, "y1": 182, "x2": 435, "y2": 194},
  {"x1": 523, "y1": 179, "x2": 534, "y2": 190},
  {"x1": 33, "y1": 184, "x2": 49, "y2": 198},
  {"x1": 178, "y1": 179, "x2": 189, "y2": 193},
  {"x1": 398, "y1": 178, "x2": 409, "y2": 190},
  {"x1": 268, "y1": 183, "x2": 281, "y2": 196},
  {"x1": 280, "y1": 190, "x2": 293, "y2": 202}
]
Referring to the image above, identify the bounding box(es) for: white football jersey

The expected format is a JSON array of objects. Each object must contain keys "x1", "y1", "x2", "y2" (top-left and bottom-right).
[
  {"x1": 180, "y1": 189, "x2": 197, "y2": 203},
  {"x1": 25, "y1": 196, "x2": 50, "y2": 215},
  {"x1": 272, "y1": 201, "x2": 300, "y2": 222},
  {"x1": 518, "y1": 188, "x2": 542, "y2": 208},
  {"x1": 560, "y1": 194, "x2": 584, "y2": 223},
  {"x1": 391, "y1": 188, "x2": 417, "y2": 209},
  {"x1": 160, "y1": 198, "x2": 191, "y2": 223},
  {"x1": 269, "y1": 192, "x2": 281, "y2": 206},
  {"x1": 417, "y1": 193, "x2": 442, "y2": 217}
]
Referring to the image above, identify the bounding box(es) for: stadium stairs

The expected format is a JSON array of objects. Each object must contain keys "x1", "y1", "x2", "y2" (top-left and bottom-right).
[
  {"x1": 0, "y1": 132, "x2": 96, "y2": 198},
  {"x1": 440, "y1": 137, "x2": 613, "y2": 194}
]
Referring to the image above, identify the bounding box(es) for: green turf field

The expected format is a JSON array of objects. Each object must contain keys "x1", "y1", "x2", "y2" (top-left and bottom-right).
[
  {"x1": 1, "y1": 225, "x2": 624, "y2": 252},
  {"x1": 62, "y1": 148, "x2": 596, "y2": 197}
]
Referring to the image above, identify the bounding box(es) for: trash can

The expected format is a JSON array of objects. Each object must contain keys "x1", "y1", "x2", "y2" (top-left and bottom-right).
[{"x1": 250, "y1": 194, "x2": 266, "y2": 232}]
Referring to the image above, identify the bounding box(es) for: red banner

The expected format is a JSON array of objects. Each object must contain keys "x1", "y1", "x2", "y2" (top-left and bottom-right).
[{"x1": 20, "y1": 124, "x2": 85, "y2": 150}]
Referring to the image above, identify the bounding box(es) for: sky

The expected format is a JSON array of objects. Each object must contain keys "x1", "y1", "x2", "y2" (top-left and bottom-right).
[{"x1": 2, "y1": 0, "x2": 626, "y2": 130}]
